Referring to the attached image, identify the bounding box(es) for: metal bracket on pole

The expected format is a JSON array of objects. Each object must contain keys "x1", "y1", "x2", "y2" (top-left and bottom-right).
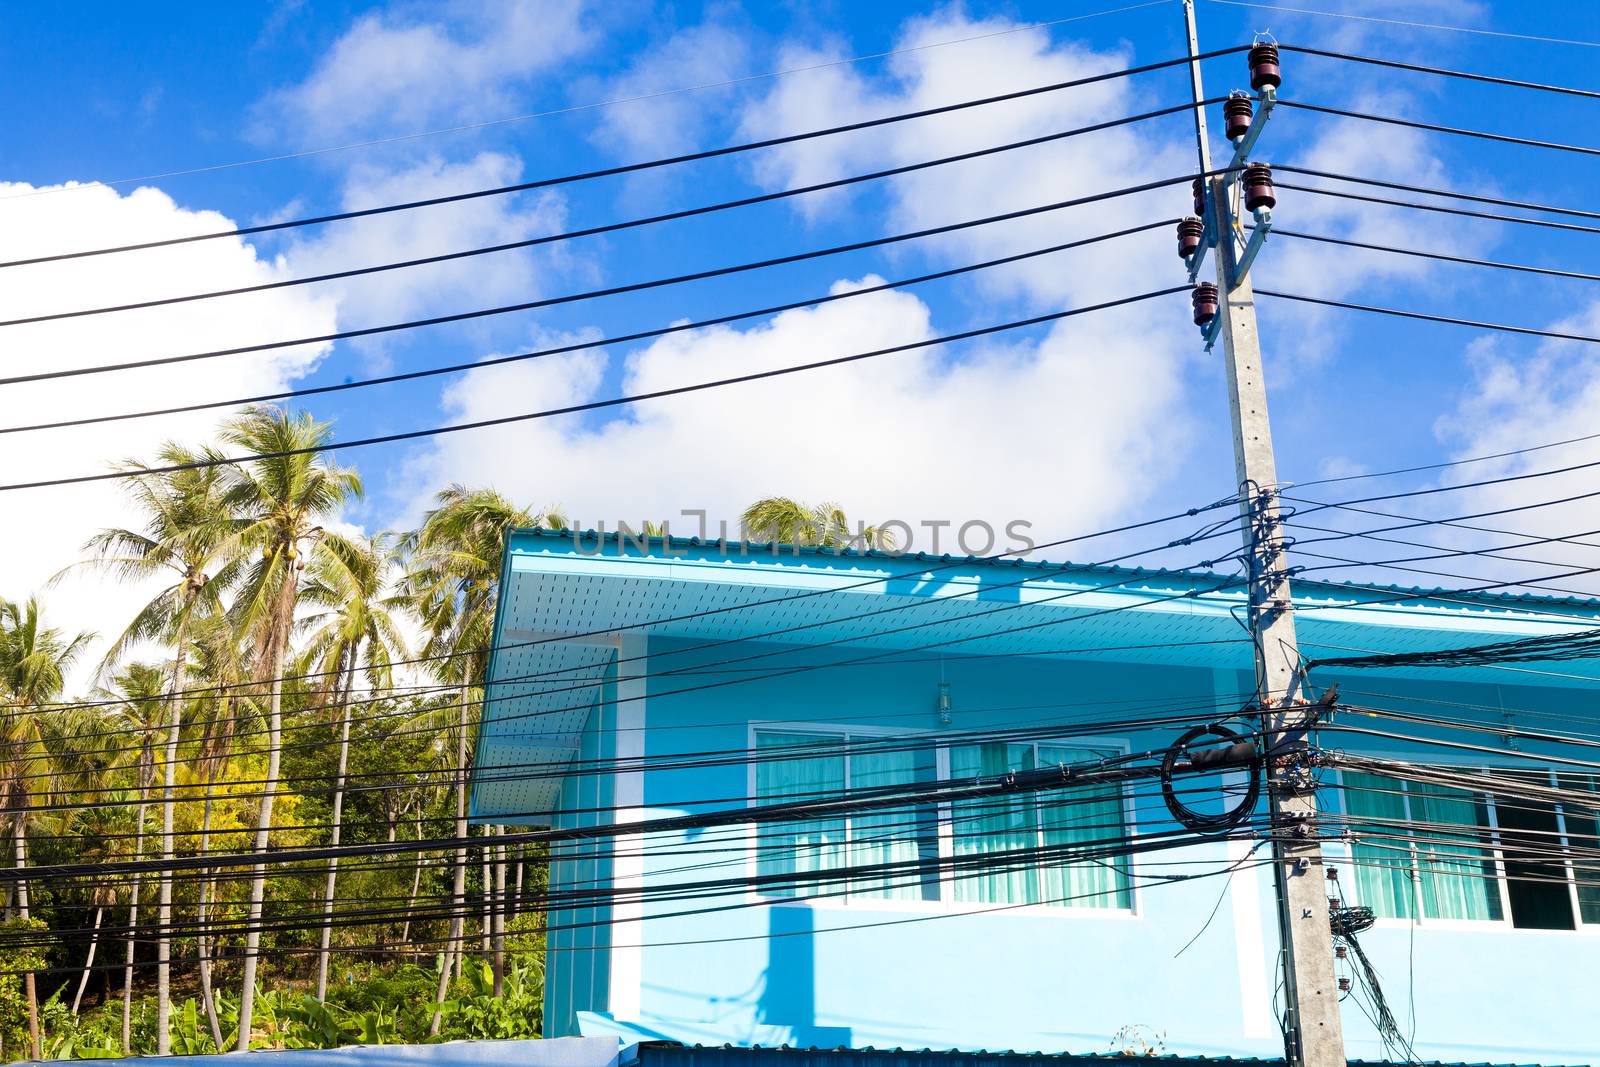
[
  {"x1": 1222, "y1": 86, "x2": 1276, "y2": 194},
  {"x1": 1201, "y1": 308, "x2": 1223, "y2": 351},
  {"x1": 1236, "y1": 207, "x2": 1273, "y2": 279}
]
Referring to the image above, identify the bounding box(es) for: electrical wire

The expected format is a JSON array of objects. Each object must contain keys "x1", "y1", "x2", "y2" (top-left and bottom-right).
[
  {"x1": 1270, "y1": 229, "x2": 1600, "y2": 284},
  {"x1": 1, "y1": 221, "x2": 1172, "y2": 436},
  {"x1": 1255, "y1": 289, "x2": 1600, "y2": 346},
  {"x1": 1273, "y1": 165, "x2": 1600, "y2": 224},
  {"x1": 0, "y1": 103, "x2": 1217, "y2": 328},
  {"x1": 0, "y1": 286, "x2": 1189, "y2": 492},
  {"x1": 0, "y1": 0, "x2": 1178, "y2": 205},
  {"x1": 1277, "y1": 44, "x2": 1600, "y2": 98},
  {"x1": 1205, "y1": 0, "x2": 1600, "y2": 48},
  {"x1": 1278, "y1": 181, "x2": 1600, "y2": 238},
  {"x1": 0, "y1": 47, "x2": 1248, "y2": 270},
  {"x1": 1276, "y1": 99, "x2": 1600, "y2": 157},
  {"x1": 2, "y1": 172, "x2": 1210, "y2": 388}
]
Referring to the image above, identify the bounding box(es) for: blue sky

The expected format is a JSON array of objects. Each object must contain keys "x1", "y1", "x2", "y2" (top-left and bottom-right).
[{"x1": 5, "y1": 0, "x2": 1600, "y2": 662}]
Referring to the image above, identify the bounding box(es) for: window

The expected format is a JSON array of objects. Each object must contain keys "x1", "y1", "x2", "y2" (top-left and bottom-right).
[
  {"x1": 1343, "y1": 771, "x2": 1502, "y2": 922},
  {"x1": 751, "y1": 729, "x2": 1134, "y2": 909},
  {"x1": 1557, "y1": 774, "x2": 1600, "y2": 926},
  {"x1": 753, "y1": 731, "x2": 938, "y2": 901},
  {"x1": 948, "y1": 742, "x2": 1133, "y2": 909}
]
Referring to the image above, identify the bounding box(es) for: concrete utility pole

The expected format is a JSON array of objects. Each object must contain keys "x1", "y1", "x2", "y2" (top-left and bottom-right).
[{"x1": 1180, "y1": 4, "x2": 1346, "y2": 1066}]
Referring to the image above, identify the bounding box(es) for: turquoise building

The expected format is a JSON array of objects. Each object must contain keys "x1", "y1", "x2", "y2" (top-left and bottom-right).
[{"x1": 470, "y1": 530, "x2": 1600, "y2": 1066}]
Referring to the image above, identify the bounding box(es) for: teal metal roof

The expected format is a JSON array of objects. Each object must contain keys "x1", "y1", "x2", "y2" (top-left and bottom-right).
[{"x1": 629, "y1": 1041, "x2": 1586, "y2": 1067}]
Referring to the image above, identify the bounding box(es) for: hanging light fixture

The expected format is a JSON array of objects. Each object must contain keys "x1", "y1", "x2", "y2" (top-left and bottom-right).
[{"x1": 936, "y1": 657, "x2": 953, "y2": 726}]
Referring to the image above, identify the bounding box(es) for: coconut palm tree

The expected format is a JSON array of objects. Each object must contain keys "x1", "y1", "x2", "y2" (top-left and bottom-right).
[
  {"x1": 64, "y1": 444, "x2": 240, "y2": 1054},
  {"x1": 294, "y1": 532, "x2": 410, "y2": 1001},
  {"x1": 740, "y1": 497, "x2": 895, "y2": 550},
  {"x1": 218, "y1": 406, "x2": 362, "y2": 1051},
  {"x1": 402, "y1": 486, "x2": 566, "y2": 1026},
  {"x1": 89, "y1": 663, "x2": 167, "y2": 1053},
  {"x1": 0, "y1": 595, "x2": 94, "y2": 1060}
]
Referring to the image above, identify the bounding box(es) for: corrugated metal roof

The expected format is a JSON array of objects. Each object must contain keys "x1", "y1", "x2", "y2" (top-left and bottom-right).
[
  {"x1": 513, "y1": 528, "x2": 1600, "y2": 617},
  {"x1": 629, "y1": 1040, "x2": 1583, "y2": 1067}
]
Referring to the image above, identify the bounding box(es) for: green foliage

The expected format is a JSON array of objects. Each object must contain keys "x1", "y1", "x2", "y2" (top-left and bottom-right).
[
  {"x1": 432, "y1": 961, "x2": 542, "y2": 1041},
  {"x1": 0, "y1": 918, "x2": 45, "y2": 1057}
]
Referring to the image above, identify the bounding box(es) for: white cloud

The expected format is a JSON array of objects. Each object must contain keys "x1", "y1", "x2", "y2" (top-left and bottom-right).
[
  {"x1": 282, "y1": 152, "x2": 573, "y2": 368},
  {"x1": 0, "y1": 181, "x2": 340, "y2": 687},
  {"x1": 1426, "y1": 300, "x2": 1600, "y2": 595},
  {"x1": 590, "y1": 18, "x2": 753, "y2": 161},
  {"x1": 398, "y1": 277, "x2": 1195, "y2": 558},
  {"x1": 260, "y1": 0, "x2": 595, "y2": 146}
]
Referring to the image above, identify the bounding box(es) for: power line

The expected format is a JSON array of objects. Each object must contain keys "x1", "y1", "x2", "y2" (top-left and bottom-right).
[
  {"x1": 0, "y1": 286, "x2": 1187, "y2": 492},
  {"x1": 0, "y1": 47, "x2": 1247, "y2": 270},
  {"x1": 1276, "y1": 99, "x2": 1600, "y2": 157},
  {"x1": 1285, "y1": 432, "x2": 1600, "y2": 492},
  {"x1": 1275, "y1": 166, "x2": 1600, "y2": 224},
  {"x1": 1, "y1": 220, "x2": 1172, "y2": 435},
  {"x1": 0, "y1": 102, "x2": 1215, "y2": 329},
  {"x1": 1270, "y1": 229, "x2": 1600, "y2": 284},
  {"x1": 1205, "y1": 0, "x2": 1600, "y2": 48},
  {"x1": 1277, "y1": 44, "x2": 1600, "y2": 99},
  {"x1": 26, "y1": 493, "x2": 1242, "y2": 715},
  {"x1": 2, "y1": 173, "x2": 1209, "y2": 387},
  {"x1": 1256, "y1": 289, "x2": 1600, "y2": 346},
  {"x1": 0, "y1": 0, "x2": 1175, "y2": 203},
  {"x1": 1279, "y1": 180, "x2": 1600, "y2": 237}
]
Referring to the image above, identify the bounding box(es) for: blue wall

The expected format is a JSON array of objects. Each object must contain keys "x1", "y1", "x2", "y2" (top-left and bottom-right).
[{"x1": 544, "y1": 637, "x2": 1600, "y2": 1066}]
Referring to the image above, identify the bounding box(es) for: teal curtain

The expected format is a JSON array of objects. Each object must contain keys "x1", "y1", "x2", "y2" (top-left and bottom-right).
[
  {"x1": 1343, "y1": 771, "x2": 1418, "y2": 919},
  {"x1": 846, "y1": 739, "x2": 924, "y2": 900},
  {"x1": 1037, "y1": 744, "x2": 1133, "y2": 909},
  {"x1": 948, "y1": 743, "x2": 1132, "y2": 908},
  {"x1": 950, "y1": 744, "x2": 1039, "y2": 904},
  {"x1": 1410, "y1": 781, "x2": 1502, "y2": 921},
  {"x1": 755, "y1": 732, "x2": 846, "y2": 898},
  {"x1": 1559, "y1": 774, "x2": 1600, "y2": 924}
]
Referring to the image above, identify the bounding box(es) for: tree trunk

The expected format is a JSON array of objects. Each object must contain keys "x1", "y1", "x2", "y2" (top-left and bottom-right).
[
  {"x1": 196, "y1": 778, "x2": 224, "y2": 1051},
  {"x1": 71, "y1": 905, "x2": 105, "y2": 1015},
  {"x1": 512, "y1": 843, "x2": 524, "y2": 920},
  {"x1": 315, "y1": 646, "x2": 356, "y2": 1001},
  {"x1": 156, "y1": 612, "x2": 192, "y2": 1056},
  {"x1": 429, "y1": 685, "x2": 471, "y2": 1036},
  {"x1": 236, "y1": 583, "x2": 293, "y2": 1053},
  {"x1": 13, "y1": 822, "x2": 41, "y2": 1061},
  {"x1": 492, "y1": 826, "x2": 506, "y2": 996},
  {"x1": 124, "y1": 761, "x2": 149, "y2": 1055},
  {"x1": 480, "y1": 829, "x2": 492, "y2": 958},
  {"x1": 400, "y1": 812, "x2": 423, "y2": 957}
]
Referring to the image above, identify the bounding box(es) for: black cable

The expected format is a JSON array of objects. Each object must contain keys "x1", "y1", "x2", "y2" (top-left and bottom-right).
[
  {"x1": 2, "y1": 221, "x2": 1171, "y2": 436},
  {"x1": 0, "y1": 47, "x2": 1248, "y2": 270},
  {"x1": 1273, "y1": 165, "x2": 1600, "y2": 224},
  {"x1": 0, "y1": 286, "x2": 1187, "y2": 492},
  {"x1": 1271, "y1": 229, "x2": 1600, "y2": 283},
  {"x1": 3, "y1": 172, "x2": 1210, "y2": 388},
  {"x1": 1, "y1": 103, "x2": 1217, "y2": 329},
  {"x1": 1277, "y1": 99, "x2": 1600, "y2": 157},
  {"x1": 22, "y1": 492, "x2": 1243, "y2": 716},
  {"x1": 1278, "y1": 44, "x2": 1600, "y2": 100},
  {"x1": 1279, "y1": 181, "x2": 1600, "y2": 237},
  {"x1": 1256, "y1": 289, "x2": 1600, "y2": 345}
]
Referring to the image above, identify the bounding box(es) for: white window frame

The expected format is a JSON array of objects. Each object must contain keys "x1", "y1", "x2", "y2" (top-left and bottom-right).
[
  {"x1": 1338, "y1": 766, "x2": 1600, "y2": 935},
  {"x1": 744, "y1": 721, "x2": 1140, "y2": 917}
]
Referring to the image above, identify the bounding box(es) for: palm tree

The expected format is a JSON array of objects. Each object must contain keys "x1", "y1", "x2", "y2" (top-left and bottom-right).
[
  {"x1": 219, "y1": 406, "x2": 362, "y2": 1051},
  {"x1": 64, "y1": 444, "x2": 240, "y2": 1054},
  {"x1": 294, "y1": 532, "x2": 410, "y2": 1001},
  {"x1": 403, "y1": 486, "x2": 566, "y2": 1026},
  {"x1": 740, "y1": 497, "x2": 895, "y2": 550},
  {"x1": 90, "y1": 663, "x2": 167, "y2": 1053},
  {"x1": 0, "y1": 596, "x2": 94, "y2": 1061}
]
